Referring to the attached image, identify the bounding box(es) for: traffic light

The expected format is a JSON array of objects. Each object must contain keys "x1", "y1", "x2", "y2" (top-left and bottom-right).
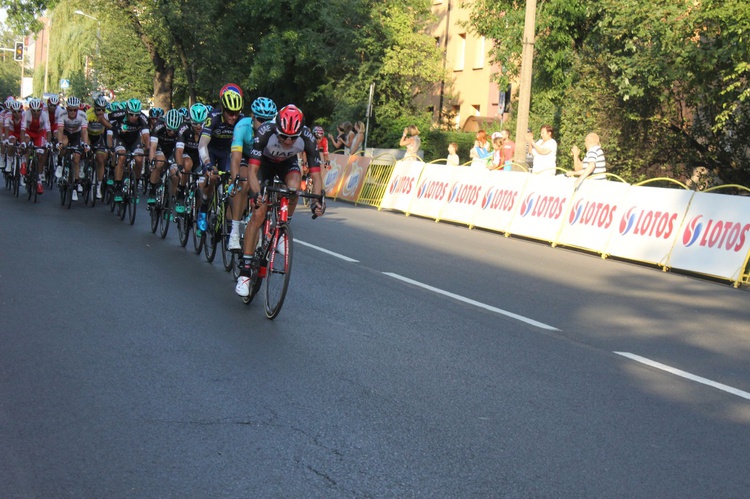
[{"x1": 13, "y1": 42, "x2": 24, "y2": 62}]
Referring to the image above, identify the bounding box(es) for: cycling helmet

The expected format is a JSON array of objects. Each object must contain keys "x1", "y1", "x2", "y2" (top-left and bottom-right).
[
  {"x1": 189, "y1": 103, "x2": 208, "y2": 124},
  {"x1": 221, "y1": 90, "x2": 243, "y2": 112},
  {"x1": 205, "y1": 104, "x2": 213, "y2": 113},
  {"x1": 94, "y1": 96, "x2": 108, "y2": 109},
  {"x1": 164, "y1": 108, "x2": 183, "y2": 131},
  {"x1": 28, "y1": 98, "x2": 43, "y2": 111},
  {"x1": 149, "y1": 107, "x2": 164, "y2": 119},
  {"x1": 10, "y1": 100, "x2": 23, "y2": 112},
  {"x1": 178, "y1": 107, "x2": 189, "y2": 119},
  {"x1": 277, "y1": 105, "x2": 304, "y2": 136},
  {"x1": 66, "y1": 96, "x2": 81, "y2": 109},
  {"x1": 5, "y1": 97, "x2": 14, "y2": 110},
  {"x1": 312, "y1": 126, "x2": 325, "y2": 138},
  {"x1": 251, "y1": 97, "x2": 277, "y2": 121},
  {"x1": 126, "y1": 98, "x2": 142, "y2": 114},
  {"x1": 47, "y1": 95, "x2": 60, "y2": 106}
]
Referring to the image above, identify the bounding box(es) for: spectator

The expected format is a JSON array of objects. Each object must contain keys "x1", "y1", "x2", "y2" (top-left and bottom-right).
[
  {"x1": 567, "y1": 132, "x2": 606, "y2": 189},
  {"x1": 446, "y1": 142, "x2": 459, "y2": 166},
  {"x1": 470, "y1": 130, "x2": 491, "y2": 164},
  {"x1": 328, "y1": 122, "x2": 352, "y2": 152},
  {"x1": 400, "y1": 125, "x2": 421, "y2": 160},
  {"x1": 489, "y1": 135, "x2": 504, "y2": 170},
  {"x1": 500, "y1": 129, "x2": 515, "y2": 169},
  {"x1": 350, "y1": 121, "x2": 365, "y2": 155},
  {"x1": 526, "y1": 124, "x2": 557, "y2": 175}
]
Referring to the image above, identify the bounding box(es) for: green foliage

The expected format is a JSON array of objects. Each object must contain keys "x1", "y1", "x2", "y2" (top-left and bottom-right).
[
  {"x1": 469, "y1": 0, "x2": 750, "y2": 185},
  {"x1": 0, "y1": 29, "x2": 21, "y2": 98}
]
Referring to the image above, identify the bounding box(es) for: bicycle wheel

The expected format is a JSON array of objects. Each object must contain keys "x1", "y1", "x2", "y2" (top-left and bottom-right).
[
  {"x1": 149, "y1": 184, "x2": 160, "y2": 233},
  {"x1": 128, "y1": 171, "x2": 138, "y2": 225},
  {"x1": 65, "y1": 168, "x2": 74, "y2": 210},
  {"x1": 13, "y1": 158, "x2": 20, "y2": 197},
  {"x1": 177, "y1": 210, "x2": 190, "y2": 248},
  {"x1": 204, "y1": 201, "x2": 218, "y2": 263},
  {"x1": 89, "y1": 168, "x2": 98, "y2": 208},
  {"x1": 159, "y1": 184, "x2": 171, "y2": 239},
  {"x1": 30, "y1": 163, "x2": 38, "y2": 204},
  {"x1": 221, "y1": 204, "x2": 235, "y2": 271},
  {"x1": 264, "y1": 224, "x2": 293, "y2": 319}
]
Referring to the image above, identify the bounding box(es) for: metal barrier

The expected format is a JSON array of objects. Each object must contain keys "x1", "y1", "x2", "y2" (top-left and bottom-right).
[{"x1": 355, "y1": 153, "x2": 397, "y2": 207}]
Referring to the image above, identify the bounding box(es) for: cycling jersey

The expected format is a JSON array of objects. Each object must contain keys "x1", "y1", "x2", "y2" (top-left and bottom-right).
[
  {"x1": 201, "y1": 109, "x2": 243, "y2": 153},
  {"x1": 108, "y1": 112, "x2": 149, "y2": 147},
  {"x1": 150, "y1": 121, "x2": 181, "y2": 159},
  {"x1": 57, "y1": 109, "x2": 88, "y2": 134},
  {"x1": 230, "y1": 117, "x2": 254, "y2": 157},
  {"x1": 22, "y1": 109, "x2": 51, "y2": 148},
  {"x1": 85, "y1": 107, "x2": 105, "y2": 137},
  {"x1": 316, "y1": 136, "x2": 329, "y2": 154},
  {"x1": 249, "y1": 122, "x2": 320, "y2": 172},
  {"x1": 4, "y1": 112, "x2": 23, "y2": 140},
  {"x1": 176, "y1": 123, "x2": 201, "y2": 165}
]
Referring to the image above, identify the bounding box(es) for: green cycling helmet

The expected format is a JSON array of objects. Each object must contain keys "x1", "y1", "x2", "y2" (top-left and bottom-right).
[
  {"x1": 189, "y1": 103, "x2": 208, "y2": 124},
  {"x1": 164, "y1": 108, "x2": 183, "y2": 131},
  {"x1": 126, "y1": 98, "x2": 142, "y2": 114}
]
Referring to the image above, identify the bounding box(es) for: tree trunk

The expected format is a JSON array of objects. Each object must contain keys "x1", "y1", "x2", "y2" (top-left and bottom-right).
[{"x1": 153, "y1": 59, "x2": 174, "y2": 110}]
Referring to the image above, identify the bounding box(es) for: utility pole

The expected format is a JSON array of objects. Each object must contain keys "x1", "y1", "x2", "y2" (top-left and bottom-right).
[{"x1": 513, "y1": 0, "x2": 537, "y2": 168}]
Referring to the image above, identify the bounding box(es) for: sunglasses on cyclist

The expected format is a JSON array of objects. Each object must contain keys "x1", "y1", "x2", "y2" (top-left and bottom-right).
[
  {"x1": 224, "y1": 110, "x2": 240, "y2": 117},
  {"x1": 278, "y1": 133, "x2": 299, "y2": 141},
  {"x1": 254, "y1": 116, "x2": 272, "y2": 123},
  {"x1": 95, "y1": 108, "x2": 105, "y2": 113},
  {"x1": 127, "y1": 112, "x2": 140, "y2": 116}
]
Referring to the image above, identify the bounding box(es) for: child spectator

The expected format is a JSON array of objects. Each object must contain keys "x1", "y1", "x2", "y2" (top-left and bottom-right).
[{"x1": 447, "y1": 142, "x2": 459, "y2": 166}]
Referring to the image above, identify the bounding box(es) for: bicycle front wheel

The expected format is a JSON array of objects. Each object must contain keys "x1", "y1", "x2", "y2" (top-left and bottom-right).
[
  {"x1": 264, "y1": 224, "x2": 293, "y2": 320},
  {"x1": 159, "y1": 186, "x2": 171, "y2": 239},
  {"x1": 128, "y1": 171, "x2": 138, "y2": 225},
  {"x1": 221, "y1": 204, "x2": 235, "y2": 271},
  {"x1": 204, "y1": 202, "x2": 218, "y2": 263}
]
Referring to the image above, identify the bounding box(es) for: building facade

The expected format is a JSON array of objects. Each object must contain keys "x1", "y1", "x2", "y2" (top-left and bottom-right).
[{"x1": 428, "y1": 0, "x2": 507, "y2": 131}]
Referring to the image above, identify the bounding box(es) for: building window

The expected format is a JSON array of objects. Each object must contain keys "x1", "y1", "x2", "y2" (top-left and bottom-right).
[
  {"x1": 474, "y1": 37, "x2": 485, "y2": 69},
  {"x1": 454, "y1": 33, "x2": 466, "y2": 71},
  {"x1": 472, "y1": 104, "x2": 481, "y2": 116}
]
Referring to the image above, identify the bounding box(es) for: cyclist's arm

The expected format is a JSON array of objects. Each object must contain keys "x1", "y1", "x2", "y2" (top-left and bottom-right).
[{"x1": 198, "y1": 133, "x2": 212, "y2": 168}]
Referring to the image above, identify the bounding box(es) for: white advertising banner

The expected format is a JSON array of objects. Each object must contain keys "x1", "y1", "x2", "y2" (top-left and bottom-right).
[
  {"x1": 667, "y1": 192, "x2": 750, "y2": 281},
  {"x1": 507, "y1": 174, "x2": 573, "y2": 243},
  {"x1": 556, "y1": 181, "x2": 631, "y2": 254},
  {"x1": 378, "y1": 160, "x2": 425, "y2": 213},
  {"x1": 438, "y1": 168, "x2": 491, "y2": 226},
  {"x1": 408, "y1": 164, "x2": 455, "y2": 220},
  {"x1": 472, "y1": 171, "x2": 530, "y2": 234},
  {"x1": 605, "y1": 186, "x2": 693, "y2": 265}
]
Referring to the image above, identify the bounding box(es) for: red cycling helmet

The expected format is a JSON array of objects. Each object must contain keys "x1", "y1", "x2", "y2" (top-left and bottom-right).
[{"x1": 277, "y1": 105, "x2": 303, "y2": 137}]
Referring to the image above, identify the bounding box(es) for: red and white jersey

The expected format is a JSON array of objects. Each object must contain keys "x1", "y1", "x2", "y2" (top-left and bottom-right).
[
  {"x1": 4, "y1": 112, "x2": 23, "y2": 137},
  {"x1": 22, "y1": 109, "x2": 51, "y2": 134}
]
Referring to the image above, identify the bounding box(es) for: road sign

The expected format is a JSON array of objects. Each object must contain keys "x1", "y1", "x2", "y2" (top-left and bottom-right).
[{"x1": 60, "y1": 79, "x2": 70, "y2": 90}]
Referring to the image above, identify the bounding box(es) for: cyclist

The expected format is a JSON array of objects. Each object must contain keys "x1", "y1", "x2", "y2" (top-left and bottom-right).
[
  {"x1": 1, "y1": 97, "x2": 14, "y2": 173},
  {"x1": 235, "y1": 104, "x2": 325, "y2": 297},
  {"x1": 4, "y1": 100, "x2": 27, "y2": 186},
  {"x1": 313, "y1": 126, "x2": 330, "y2": 166},
  {"x1": 19, "y1": 97, "x2": 52, "y2": 194},
  {"x1": 172, "y1": 102, "x2": 208, "y2": 214},
  {"x1": 147, "y1": 108, "x2": 183, "y2": 205},
  {"x1": 197, "y1": 89, "x2": 244, "y2": 231},
  {"x1": 105, "y1": 98, "x2": 150, "y2": 203},
  {"x1": 86, "y1": 96, "x2": 109, "y2": 199},
  {"x1": 226, "y1": 96, "x2": 278, "y2": 250},
  {"x1": 148, "y1": 107, "x2": 164, "y2": 134},
  {"x1": 56, "y1": 96, "x2": 91, "y2": 201}
]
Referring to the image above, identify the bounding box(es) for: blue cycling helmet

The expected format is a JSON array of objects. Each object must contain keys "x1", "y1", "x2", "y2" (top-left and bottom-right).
[
  {"x1": 149, "y1": 107, "x2": 164, "y2": 119},
  {"x1": 251, "y1": 97, "x2": 277, "y2": 121},
  {"x1": 178, "y1": 107, "x2": 189, "y2": 119},
  {"x1": 126, "y1": 98, "x2": 142, "y2": 114},
  {"x1": 189, "y1": 103, "x2": 208, "y2": 124}
]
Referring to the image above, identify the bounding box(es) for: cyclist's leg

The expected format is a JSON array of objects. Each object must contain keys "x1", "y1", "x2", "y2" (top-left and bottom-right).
[
  {"x1": 229, "y1": 156, "x2": 251, "y2": 248},
  {"x1": 236, "y1": 162, "x2": 272, "y2": 297},
  {"x1": 148, "y1": 151, "x2": 166, "y2": 204}
]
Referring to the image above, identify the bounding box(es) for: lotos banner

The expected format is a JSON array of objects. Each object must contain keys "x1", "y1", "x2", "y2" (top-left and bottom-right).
[
  {"x1": 472, "y1": 171, "x2": 529, "y2": 234},
  {"x1": 556, "y1": 180, "x2": 630, "y2": 254},
  {"x1": 507, "y1": 174, "x2": 573, "y2": 243},
  {"x1": 604, "y1": 186, "x2": 692, "y2": 265},
  {"x1": 379, "y1": 160, "x2": 425, "y2": 213},
  {"x1": 409, "y1": 164, "x2": 455, "y2": 220},
  {"x1": 336, "y1": 155, "x2": 372, "y2": 203},
  {"x1": 667, "y1": 192, "x2": 750, "y2": 282},
  {"x1": 438, "y1": 168, "x2": 491, "y2": 226}
]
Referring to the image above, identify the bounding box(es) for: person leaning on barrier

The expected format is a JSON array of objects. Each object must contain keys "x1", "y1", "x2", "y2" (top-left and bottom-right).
[
  {"x1": 400, "y1": 124, "x2": 421, "y2": 160},
  {"x1": 567, "y1": 133, "x2": 606, "y2": 189}
]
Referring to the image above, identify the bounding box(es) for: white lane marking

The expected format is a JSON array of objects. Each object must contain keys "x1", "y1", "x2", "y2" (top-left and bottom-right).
[
  {"x1": 296, "y1": 239, "x2": 359, "y2": 263},
  {"x1": 383, "y1": 272, "x2": 560, "y2": 331},
  {"x1": 614, "y1": 352, "x2": 750, "y2": 400}
]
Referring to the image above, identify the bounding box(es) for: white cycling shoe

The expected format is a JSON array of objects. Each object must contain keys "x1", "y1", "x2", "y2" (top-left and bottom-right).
[{"x1": 235, "y1": 276, "x2": 251, "y2": 297}]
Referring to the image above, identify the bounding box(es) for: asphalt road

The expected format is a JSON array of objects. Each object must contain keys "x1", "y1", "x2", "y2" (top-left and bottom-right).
[{"x1": 1, "y1": 187, "x2": 749, "y2": 497}]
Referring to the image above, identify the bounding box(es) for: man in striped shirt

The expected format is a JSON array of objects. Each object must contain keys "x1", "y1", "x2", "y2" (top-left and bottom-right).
[{"x1": 568, "y1": 133, "x2": 606, "y2": 189}]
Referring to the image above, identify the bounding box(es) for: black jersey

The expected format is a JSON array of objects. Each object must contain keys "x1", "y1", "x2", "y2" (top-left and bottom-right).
[
  {"x1": 150, "y1": 121, "x2": 180, "y2": 158},
  {"x1": 200, "y1": 109, "x2": 243, "y2": 152},
  {"x1": 109, "y1": 112, "x2": 149, "y2": 146},
  {"x1": 177, "y1": 123, "x2": 201, "y2": 155},
  {"x1": 249, "y1": 123, "x2": 321, "y2": 172}
]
